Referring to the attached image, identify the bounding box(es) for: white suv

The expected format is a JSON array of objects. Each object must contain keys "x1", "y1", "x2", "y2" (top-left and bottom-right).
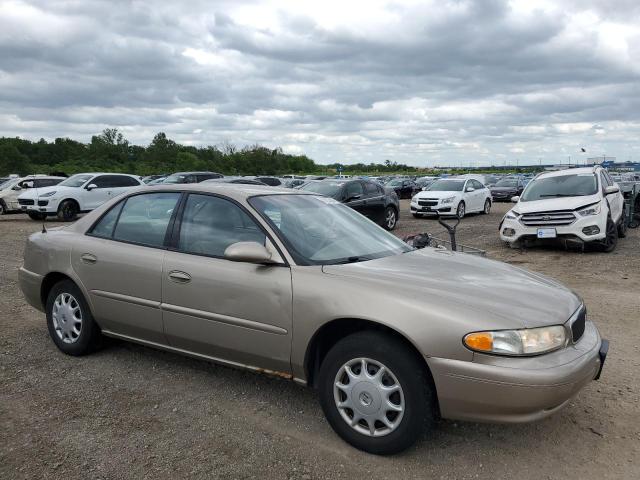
[
  {"x1": 0, "y1": 175, "x2": 65, "y2": 215},
  {"x1": 500, "y1": 167, "x2": 626, "y2": 251},
  {"x1": 411, "y1": 177, "x2": 492, "y2": 218},
  {"x1": 18, "y1": 173, "x2": 143, "y2": 221}
]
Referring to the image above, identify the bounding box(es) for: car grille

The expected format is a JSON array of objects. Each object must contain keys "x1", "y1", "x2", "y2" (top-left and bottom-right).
[
  {"x1": 18, "y1": 199, "x2": 34, "y2": 206},
  {"x1": 520, "y1": 210, "x2": 576, "y2": 227},
  {"x1": 418, "y1": 199, "x2": 438, "y2": 207},
  {"x1": 570, "y1": 307, "x2": 586, "y2": 343}
]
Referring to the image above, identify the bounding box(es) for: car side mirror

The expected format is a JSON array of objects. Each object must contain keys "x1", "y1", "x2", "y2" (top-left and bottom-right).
[
  {"x1": 605, "y1": 185, "x2": 619, "y2": 195},
  {"x1": 224, "y1": 242, "x2": 276, "y2": 264},
  {"x1": 466, "y1": 187, "x2": 475, "y2": 192},
  {"x1": 511, "y1": 196, "x2": 520, "y2": 203},
  {"x1": 86, "y1": 183, "x2": 98, "y2": 191}
]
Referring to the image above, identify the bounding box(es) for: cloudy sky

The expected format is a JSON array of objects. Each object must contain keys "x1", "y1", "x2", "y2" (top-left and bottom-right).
[{"x1": 1, "y1": 0, "x2": 640, "y2": 166}]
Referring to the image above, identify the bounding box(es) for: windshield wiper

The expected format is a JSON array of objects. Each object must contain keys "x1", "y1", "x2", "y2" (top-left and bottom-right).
[
  {"x1": 539, "y1": 193, "x2": 585, "y2": 197},
  {"x1": 330, "y1": 256, "x2": 375, "y2": 265}
]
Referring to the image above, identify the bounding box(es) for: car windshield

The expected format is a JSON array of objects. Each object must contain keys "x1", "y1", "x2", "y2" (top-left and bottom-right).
[
  {"x1": 249, "y1": 194, "x2": 412, "y2": 265},
  {"x1": 58, "y1": 174, "x2": 93, "y2": 188},
  {"x1": 495, "y1": 179, "x2": 518, "y2": 187},
  {"x1": 521, "y1": 174, "x2": 598, "y2": 201},
  {"x1": 426, "y1": 180, "x2": 465, "y2": 192},
  {"x1": 0, "y1": 179, "x2": 18, "y2": 190},
  {"x1": 163, "y1": 174, "x2": 190, "y2": 184},
  {"x1": 299, "y1": 182, "x2": 342, "y2": 198}
]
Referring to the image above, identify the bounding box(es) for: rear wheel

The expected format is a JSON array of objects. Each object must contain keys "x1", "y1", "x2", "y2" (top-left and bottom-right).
[
  {"x1": 456, "y1": 201, "x2": 466, "y2": 219},
  {"x1": 46, "y1": 280, "x2": 101, "y2": 355},
  {"x1": 481, "y1": 199, "x2": 491, "y2": 215},
  {"x1": 318, "y1": 331, "x2": 435, "y2": 455},
  {"x1": 28, "y1": 211, "x2": 45, "y2": 221},
  {"x1": 383, "y1": 206, "x2": 398, "y2": 231},
  {"x1": 0, "y1": 200, "x2": 6, "y2": 215},
  {"x1": 57, "y1": 200, "x2": 78, "y2": 221}
]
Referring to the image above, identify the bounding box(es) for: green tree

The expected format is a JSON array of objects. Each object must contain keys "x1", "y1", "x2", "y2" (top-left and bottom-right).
[{"x1": 0, "y1": 144, "x2": 31, "y2": 175}]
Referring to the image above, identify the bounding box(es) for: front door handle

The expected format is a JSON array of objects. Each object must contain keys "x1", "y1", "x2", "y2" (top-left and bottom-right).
[
  {"x1": 168, "y1": 271, "x2": 191, "y2": 283},
  {"x1": 80, "y1": 253, "x2": 97, "y2": 264}
]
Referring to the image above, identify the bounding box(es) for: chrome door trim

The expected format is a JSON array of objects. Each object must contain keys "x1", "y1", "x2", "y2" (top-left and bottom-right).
[{"x1": 91, "y1": 289, "x2": 161, "y2": 309}]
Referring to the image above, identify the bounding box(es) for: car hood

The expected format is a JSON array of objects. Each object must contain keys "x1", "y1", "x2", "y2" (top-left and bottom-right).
[
  {"x1": 513, "y1": 194, "x2": 600, "y2": 214},
  {"x1": 415, "y1": 190, "x2": 461, "y2": 199},
  {"x1": 322, "y1": 249, "x2": 581, "y2": 329}
]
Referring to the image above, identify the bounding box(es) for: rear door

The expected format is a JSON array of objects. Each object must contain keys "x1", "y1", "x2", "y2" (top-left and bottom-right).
[
  {"x1": 108, "y1": 175, "x2": 141, "y2": 198},
  {"x1": 361, "y1": 181, "x2": 385, "y2": 223},
  {"x1": 71, "y1": 191, "x2": 181, "y2": 343},
  {"x1": 161, "y1": 193, "x2": 293, "y2": 372}
]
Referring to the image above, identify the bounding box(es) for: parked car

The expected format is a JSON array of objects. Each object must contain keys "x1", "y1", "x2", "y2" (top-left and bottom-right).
[
  {"x1": 18, "y1": 173, "x2": 143, "y2": 221},
  {"x1": 146, "y1": 176, "x2": 168, "y2": 185},
  {"x1": 141, "y1": 174, "x2": 167, "y2": 184},
  {"x1": 0, "y1": 176, "x2": 65, "y2": 215},
  {"x1": 412, "y1": 176, "x2": 437, "y2": 195},
  {"x1": 500, "y1": 166, "x2": 626, "y2": 251},
  {"x1": 299, "y1": 179, "x2": 400, "y2": 230},
  {"x1": 204, "y1": 177, "x2": 268, "y2": 186},
  {"x1": 19, "y1": 184, "x2": 608, "y2": 454},
  {"x1": 456, "y1": 173, "x2": 499, "y2": 187},
  {"x1": 251, "y1": 176, "x2": 283, "y2": 187},
  {"x1": 385, "y1": 178, "x2": 415, "y2": 199},
  {"x1": 162, "y1": 172, "x2": 223, "y2": 184},
  {"x1": 411, "y1": 178, "x2": 492, "y2": 218},
  {"x1": 284, "y1": 178, "x2": 307, "y2": 188},
  {"x1": 490, "y1": 177, "x2": 526, "y2": 201}
]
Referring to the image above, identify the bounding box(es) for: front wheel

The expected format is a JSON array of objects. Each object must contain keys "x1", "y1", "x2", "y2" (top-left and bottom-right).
[
  {"x1": 318, "y1": 331, "x2": 435, "y2": 455},
  {"x1": 0, "y1": 200, "x2": 6, "y2": 215},
  {"x1": 597, "y1": 215, "x2": 618, "y2": 252},
  {"x1": 57, "y1": 200, "x2": 78, "y2": 221},
  {"x1": 383, "y1": 206, "x2": 398, "y2": 231},
  {"x1": 456, "y1": 201, "x2": 466, "y2": 219}
]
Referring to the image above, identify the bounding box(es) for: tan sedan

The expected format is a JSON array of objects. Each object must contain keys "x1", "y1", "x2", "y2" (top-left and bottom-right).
[{"x1": 19, "y1": 184, "x2": 608, "y2": 454}]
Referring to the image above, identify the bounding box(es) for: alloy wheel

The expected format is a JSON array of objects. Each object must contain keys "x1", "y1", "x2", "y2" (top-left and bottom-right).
[
  {"x1": 484, "y1": 200, "x2": 491, "y2": 214},
  {"x1": 386, "y1": 209, "x2": 397, "y2": 229},
  {"x1": 457, "y1": 202, "x2": 465, "y2": 218},
  {"x1": 333, "y1": 358, "x2": 405, "y2": 437},
  {"x1": 52, "y1": 293, "x2": 83, "y2": 344}
]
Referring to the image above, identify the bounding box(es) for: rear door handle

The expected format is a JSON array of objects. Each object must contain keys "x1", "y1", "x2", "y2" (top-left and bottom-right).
[
  {"x1": 80, "y1": 253, "x2": 97, "y2": 264},
  {"x1": 168, "y1": 271, "x2": 191, "y2": 283}
]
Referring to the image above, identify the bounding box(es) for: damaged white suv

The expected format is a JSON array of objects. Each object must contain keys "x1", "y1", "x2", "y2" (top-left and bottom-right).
[{"x1": 500, "y1": 167, "x2": 626, "y2": 251}]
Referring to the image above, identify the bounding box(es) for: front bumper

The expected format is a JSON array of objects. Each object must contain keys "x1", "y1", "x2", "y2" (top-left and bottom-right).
[
  {"x1": 500, "y1": 213, "x2": 607, "y2": 243},
  {"x1": 410, "y1": 200, "x2": 454, "y2": 214},
  {"x1": 427, "y1": 321, "x2": 605, "y2": 423},
  {"x1": 21, "y1": 202, "x2": 59, "y2": 215}
]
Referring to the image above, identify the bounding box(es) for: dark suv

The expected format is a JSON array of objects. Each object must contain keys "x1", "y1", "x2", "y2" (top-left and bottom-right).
[{"x1": 299, "y1": 179, "x2": 400, "y2": 230}]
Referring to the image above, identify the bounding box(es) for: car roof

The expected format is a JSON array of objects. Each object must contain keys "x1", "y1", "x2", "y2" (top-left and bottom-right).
[
  {"x1": 538, "y1": 167, "x2": 596, "y2": 179},
  {"x1": 141, "y1": 182, "x2": 314, "y2": 201}
]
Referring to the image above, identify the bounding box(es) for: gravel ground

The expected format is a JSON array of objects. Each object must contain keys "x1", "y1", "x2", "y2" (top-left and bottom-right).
[{"x1": 1, "y1": 201, "x2": 639, "y2": 480}]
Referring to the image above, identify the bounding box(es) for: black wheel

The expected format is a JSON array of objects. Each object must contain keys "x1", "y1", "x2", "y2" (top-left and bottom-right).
[
  {"x1": 383, "y1": 206, "x2": 398, "y2": 231},
  {"x1": 57, "y1": 200, "x2": 78, "y2": 221},
  {"x1": 46, "y1": 280, "x2": 101, "y2": 355},
  {"x1": 28, "y1": 211, "x2": 45, "y2": 221},
  {"x1": 0, "y1": 199, "x2": 6, "y2": 215},
  {"x1": 456, "y1": 201, "x2": 466, "y2": 219},
  {"x1": 481, "y1": 199, "x2": 491, "y2": 215},
  {"x1": 318, "y1": 331, "x2": 435, "y2": 455},
  {"x1": 597, "y1": 215, "x2": 618, "y2": 252},
  {"x1": 617, "y1": 209, "x2": 627, "y2": 238}
]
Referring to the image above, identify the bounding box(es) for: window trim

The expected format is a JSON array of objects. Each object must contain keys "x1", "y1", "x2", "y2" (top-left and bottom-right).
[
  {"x1": 168, "y1": 191, "x2": 289, "y2": 265},
  {"x1": 86, "y1": 191, "x2": 184, "y2": 251}
]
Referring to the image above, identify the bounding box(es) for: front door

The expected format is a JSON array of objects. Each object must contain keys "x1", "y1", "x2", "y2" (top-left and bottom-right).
[
  {"x1": 82, "y1": 175, "x2": 114, "y2": 210},
  {"x1": 343, "y1": 181, "x2": 366, "y2": 217},
  {"x1": 161, "y1": 193, "x2": 293, "y2": 373}
]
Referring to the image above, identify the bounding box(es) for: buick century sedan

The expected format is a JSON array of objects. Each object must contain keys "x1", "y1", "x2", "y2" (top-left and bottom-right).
[{"x1": 19, "y1": 184, "x2": 608, "y2": 454}]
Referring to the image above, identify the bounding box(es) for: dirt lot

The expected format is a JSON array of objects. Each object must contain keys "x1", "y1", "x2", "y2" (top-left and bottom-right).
[{"x1": 1, "y1": 201, "x2": 639, "y2": 479}]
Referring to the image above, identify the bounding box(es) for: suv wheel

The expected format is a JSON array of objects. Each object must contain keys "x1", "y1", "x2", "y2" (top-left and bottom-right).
[
  {"x1": 318, "y1": 331, "x2": 435, "y2": 455},
  {"x1": 598, "y1": 215, "x2": 618, "y2": 252},
  {"x1": 57, "y1": 200, "x2": 78, "y2": 221},
  {"x1": 46, "y1": 280, "x2": 101, "y2": 355},
  {"x1": 383, "y1": 206, "x2": 398, "y2": 231}
]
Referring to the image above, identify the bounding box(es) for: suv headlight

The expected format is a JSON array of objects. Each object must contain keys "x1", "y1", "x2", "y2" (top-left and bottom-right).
[
  {"x1": 463, "y1": 326, "x2": 566, "y2": 356},
  {"x1": 577, "y1": 203, "x2": 601, "y2": 216},
  {"x1": 441, "y1": 196, "x2": 456, "y2": 204},
  {"x1": 40, "y1": 191, "x2": 57, "y2": 197},
  {"x1": 411, "y1": 195, "x2": 418, "y2": 202},
  {"x1": 505, "y1": 209, "x2": 519, "y2": 220}
]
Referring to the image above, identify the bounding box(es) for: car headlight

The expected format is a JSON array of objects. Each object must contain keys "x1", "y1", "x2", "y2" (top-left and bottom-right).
[
  {"x1": 40, "y1": 191, "x2": 57, "y2": 197},
  {"x1": 463, "y1": 325, "x2": 566, "y2": 356},
  {"x1": 441, "y1": 196, "x2": 456, "y2": 204},
  {"x1": 505, "y1": 209, "x2": 519, "y2": 220},
  {"x1": 411, "y1": 195, "x2": 418, "y2": 202},
  {"x1": 577, "y1": 203, "x2": 601, "y2": 216}
]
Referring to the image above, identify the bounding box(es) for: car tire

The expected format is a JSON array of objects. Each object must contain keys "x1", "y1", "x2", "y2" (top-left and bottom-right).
[
  {"x1": 597, "y1": 215, "x2": 618, "y2": 252},
  {"x1": 456, "y1": 201, "x2": 465, "y2": 219},
  {"x1": 617, "y1": 209, "x2": 627, "y2": 238},
  {"x1": 28, "y1": 211, "x2": 45, "y2": 221},
  {"x1": 383, "y1": 206, "x2": 398, "y2": 231},
  {"x1": 0, "y1": 199, "x2": 6, "y2": 215},
  {"x1": 318, "y1": 331, "x2": 435, "y2": 455},
  {"x1": 46, "y1": 280, "x2": 102, "y2": 356},
  {"x1": 57, "y1": 200, "x2": 79, "y2": 221},
  {"x1": 481, "y1": 199, "x2": 491, "y2": 215}
]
